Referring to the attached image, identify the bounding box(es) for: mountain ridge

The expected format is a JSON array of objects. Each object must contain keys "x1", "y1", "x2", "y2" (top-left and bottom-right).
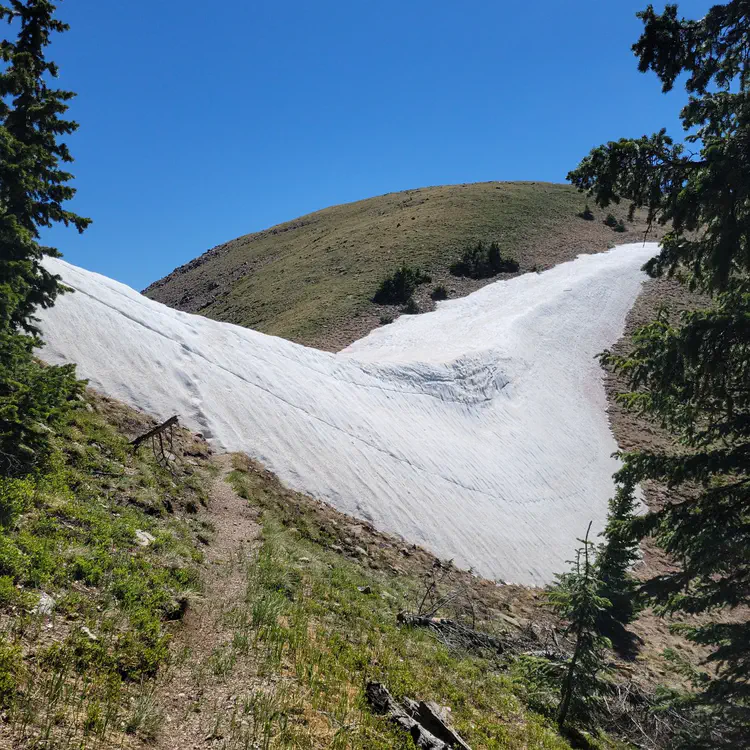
[{"x1": 144, "y1": 181, "x2": 665, "y2": 350}]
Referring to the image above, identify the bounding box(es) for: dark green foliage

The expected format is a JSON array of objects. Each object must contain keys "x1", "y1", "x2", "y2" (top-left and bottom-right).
[
  {"x1": 548, "y1": 524, "x2": 612, "y2": 730},
  {"x1": 603, "y1": 213, "x2": 618, "y2": 228},
  {"x1": 372, "y1": 265, "x2": 431, "y2": 305},
  {"x1": 569, "y1": 3, "x2": 750, "y2": 743},
  {"x1": 0, "y1": 331, "x2": 83, "y2": 475},
  {"x1": 430, "y1": 285, "x2": 448, "y2": 301},
  {"x1": 401, "y1": 297, "x2": 420, "y2": 314},
  {"x1": 595, "y1": 478, "x2": 641, "y2": 646},
  {"x1": 578, "y1": 205, "x2": 595, "y2": 221},
  {"x1": 602, "y1": 288, "x2": 750, "y2": 738},
  {"x1": 378, "y1": 314, "x2": 393, "y2": 325},
  {"x1": 450, "y1": 241, "x2": 519, "y2": 279},
  {"x1": 0, "y1": 0, "x2": 91, "y2": 333},
  {"x1": 0, "y1": 2, "x2": 89, "y2": 475},
  {"x1": 613, "y1": 220, "x2": 626, "y2": 233},
  {"x1": 569, "y1": 3, "x2": 750, "y2": 294}
]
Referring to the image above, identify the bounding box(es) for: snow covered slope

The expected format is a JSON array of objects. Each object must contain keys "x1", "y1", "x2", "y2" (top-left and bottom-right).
[{"x1": 38, "y1": 243, "x2": 657, "y2": 585}]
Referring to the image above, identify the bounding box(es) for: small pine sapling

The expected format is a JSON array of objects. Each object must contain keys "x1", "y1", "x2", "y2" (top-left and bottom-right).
[{"x1": 548, "y1": 522, "x2": 612, "y2": 731}]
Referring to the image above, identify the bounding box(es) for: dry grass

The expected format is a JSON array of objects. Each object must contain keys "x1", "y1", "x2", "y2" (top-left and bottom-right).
[{"x1": 144, "y1": 181, "x2": 665, "y2": 350}]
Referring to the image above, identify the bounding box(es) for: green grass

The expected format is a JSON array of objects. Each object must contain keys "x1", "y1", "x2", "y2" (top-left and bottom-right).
[
  {"x1": 145, "y1": 182, "x2": 654, "y2": 347},
  {"x1": 224, "y1": 461, "x2": 581, "y2": 749},
  {"x1": 0, "y1": 395, "x2": 212, "y2": 747}
]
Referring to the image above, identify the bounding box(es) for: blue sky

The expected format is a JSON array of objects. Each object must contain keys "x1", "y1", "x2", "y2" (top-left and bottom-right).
[{"x1": 38, "y1": 0, "x2": 711, "y2": 289}]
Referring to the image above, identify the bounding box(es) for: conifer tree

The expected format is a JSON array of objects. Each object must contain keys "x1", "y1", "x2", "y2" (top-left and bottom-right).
[
  {"x1": 548, "y1": 523, "x2": 612, "y2": 731},
  {"x1": 0, "y1": 0, "x2": 90, "y2": 333},
  {"x1": 0, "y1": 1, "x2": 86, "y2": 474},
  {"x1": 568, "y1": 3, "x2": 749, "y2": 743},
  {"x1": 595, "y1": 477, "x2": 641, "y2": 638}
]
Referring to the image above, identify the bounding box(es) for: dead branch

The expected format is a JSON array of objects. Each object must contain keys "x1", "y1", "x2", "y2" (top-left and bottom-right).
[
  {"x1": 398, "y1": 612, "x2": 505, "y2": 654},
  {"x1": 130, "y1": 415, "x2": 179, "y2": 452}
]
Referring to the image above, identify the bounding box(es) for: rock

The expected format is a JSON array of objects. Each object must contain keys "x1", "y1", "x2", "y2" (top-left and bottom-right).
[
  {"x1": 81, "y1": 626, "x2": 98, "y2": 641},
  {"x1": 135, "y1": 529, "x2": 156, "y2": 547},
  {"x1": 349, "y1": 524, "x2": 364, "y2": 538},
  {"x1": 357, "y1": 586, "x2": 372, "y2": 595},
  {"x1": 354, "y1": 546, "x2": 368, "y2": 557},
  {"x1": 381, "y1": 591, "x2": 396, "y2": 601},
  {"x1": 496, "y1": 611, "x2": 521, "y2": 629},
  {"x1": 330, "y1": 544, "x2": 343, "y2": 553},
  {"x1": 33, "y1": 592, "x2": 55, "y2": 616},
  {"x1": 298, "y1": 556, "x2": 311, "y2": 563},
  {"x1": 365, "y1": 681, "x2": 472, "y2": 750}
]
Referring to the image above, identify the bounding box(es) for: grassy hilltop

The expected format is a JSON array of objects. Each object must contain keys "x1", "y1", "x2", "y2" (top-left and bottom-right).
[{"x1": 144, "y1": 182, "x2": 660, "y2": 349}]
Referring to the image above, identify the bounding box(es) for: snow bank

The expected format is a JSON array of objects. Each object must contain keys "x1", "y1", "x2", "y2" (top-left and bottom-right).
[{"x1": 38, "y1": 243, "x2": 657, "y2": 584}]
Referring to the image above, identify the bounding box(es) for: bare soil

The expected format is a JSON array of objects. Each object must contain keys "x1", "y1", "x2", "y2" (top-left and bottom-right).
[{"x1": 150, "y1": 455, "x2": 261, "y2": 750}]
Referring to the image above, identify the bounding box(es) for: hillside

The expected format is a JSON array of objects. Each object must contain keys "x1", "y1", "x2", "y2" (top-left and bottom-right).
[
  {"x1": 144, "y1": 182, "x2": 664, "y2": 350},
  {"x1": 0, "y1": 388, "x2": 695, "y2": 749}
]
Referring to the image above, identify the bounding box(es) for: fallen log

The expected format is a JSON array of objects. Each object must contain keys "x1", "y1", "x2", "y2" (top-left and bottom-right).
[
  {"x1": 365, "y1": 681, "x2": 472, "y2": 750},
  {"x1": 397, "y1": 611, "x2": 504, "y2": 654},
  {"x1": 130, "y1": 415, "x2": 179, "y2": 452}
]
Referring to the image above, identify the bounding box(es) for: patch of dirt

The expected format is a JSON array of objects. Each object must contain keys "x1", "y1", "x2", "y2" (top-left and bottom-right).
[{"x1": 149, "y1": 454, "x2": 261, "y2": 750}]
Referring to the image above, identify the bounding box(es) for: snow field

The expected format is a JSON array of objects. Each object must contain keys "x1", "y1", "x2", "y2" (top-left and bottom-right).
[{"x1": 38, "y1": 242, "x2": 657, "y2": 584}]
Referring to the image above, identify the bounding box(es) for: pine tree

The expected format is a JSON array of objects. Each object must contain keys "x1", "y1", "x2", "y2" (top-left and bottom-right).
[
  {"x1": 595, "y1": 477, "x2": 641, "y2": 639},
  {"x1": 0, "y1": 1, "x2": 87, "y2": 474},
  {"x1": 0, "y1": 0, "x2": 90, "y2": 333},
  {"x1": 567, "y1": 3, "x2": 749, "y2": 743},
  {"x1": 548, "y1": 523, "x2": 612, "y2": 731}
]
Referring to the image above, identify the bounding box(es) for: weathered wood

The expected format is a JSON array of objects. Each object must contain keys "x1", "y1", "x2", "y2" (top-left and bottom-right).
[
  {"x1": 130, "y1": 415, "x2": 179, "y2": 451},
  {"x1": 365, "y1": 681, "x2": 472, "y2": 750}
]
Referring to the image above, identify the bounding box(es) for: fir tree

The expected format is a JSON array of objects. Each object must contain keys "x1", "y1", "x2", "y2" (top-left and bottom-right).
[
  {"x1": 548, "y1": 523, "x2": 612, "y2": 731},
  {"x1": 595, "y1": 477, "x2": 641, "y2": 640},
  {"x1": 0, "y1": 1, "x2": 87, "y2": 474},
  {"x1": 0, "y1": 0, "x2": 90, "y2": 334},
  {"x1": 568, "y1": 3, "x2": 750, "y2": 743}
]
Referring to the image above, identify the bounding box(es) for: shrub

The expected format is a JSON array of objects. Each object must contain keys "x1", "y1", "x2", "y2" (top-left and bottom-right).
[
  {"x1": 603, "y1": 213, "x2": 619, "y2": 228},
  {"x1": 613, "y1": 220, "x2": 626, "y2": 233},
  {"x1": 372, "y1": 265, "x2": 431, "y2": 305},
  {"x1": 0, "y1": 575, "x2": 25, "y2": 608},
  {"x1": 0, "y1": 477, "x2": 34, "y2": 529},
  {"x1": 401, "y1": 298, "x2": 420, "y2": 315},
  {"x1": 0, "y1": 534, "x2": 27, "y2": 580},
  {"x1": 578, "y1": 204, "x2": 595, "y2": 220},
  {"x1": 0, "y1": 331, "x2": 83, "y2": 476},
  {"x1": 450, "y1": 241, "x2": 519, "y2": 279},
  {"x1": 430, "y1": 285, "x2": 448, "y2": 301},
  {"x1": 379, "y1": 315, "x2": 394, "y2": 325}
]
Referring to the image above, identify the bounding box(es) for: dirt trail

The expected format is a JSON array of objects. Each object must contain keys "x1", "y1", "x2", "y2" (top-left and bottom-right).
[{"x1": 150, "y1": 454, "x2": 261, "y2": 750}]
